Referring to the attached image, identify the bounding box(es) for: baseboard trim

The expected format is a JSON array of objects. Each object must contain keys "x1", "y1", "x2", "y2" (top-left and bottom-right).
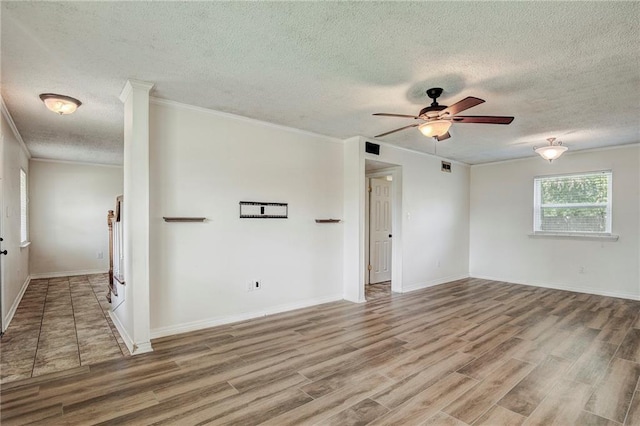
[
  {"x1": 108, "y1": 311, "x2": 134, "y2": 354},
  {"x1": 108, "y1": 310, "x2": 154, "y2": 355},
  {"x1": 470, "y1": 275, "x2": 640, "y2": 301},
  {"x1": 3, "y1": 275, "x2": 31, "y2": 332},
  {"x1": 150, "y1": 294, "x2": 344, "y2": 339},
  {"x1": 343, "y1": 295, "x2": 367, "y2": 304},
  {"x1": 31, "y1": 269, "x2": 107, "y2": 279},
  {"x1": 132, "y1": 341, "x2": 154, "y2": 355},
  {"x1": 400, "y1": 274, "x2": 470, "y2": 294}
]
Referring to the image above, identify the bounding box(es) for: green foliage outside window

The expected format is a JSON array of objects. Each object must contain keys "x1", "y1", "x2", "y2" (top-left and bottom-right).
[{"x1": 541, "y1": 174, "x2": 608, "y2": 204}]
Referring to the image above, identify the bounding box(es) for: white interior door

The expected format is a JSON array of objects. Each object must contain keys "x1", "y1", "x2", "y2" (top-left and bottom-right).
[{"x1": 369, "y1": 177, "x2": 392, "y2": 283}]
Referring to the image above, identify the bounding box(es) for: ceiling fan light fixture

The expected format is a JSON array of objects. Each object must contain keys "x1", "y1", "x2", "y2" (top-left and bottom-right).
[
  {"x1": 39, "y1": 93, "x2": 82, "y2": 115},
  {"x1": 418, "y1": 120, "x2": 451, "y2": 138},
  {"x1": 534, "y1": 138, "x2": 568, "y2": 162}
]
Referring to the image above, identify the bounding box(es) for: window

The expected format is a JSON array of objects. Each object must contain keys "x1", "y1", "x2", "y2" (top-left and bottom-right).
[
  {"x1": 20, "y1": 168, "x2": 28, "y2": 243},
  {"x1": 533, "y1": 170, "x2": 612, "y2": 234}
]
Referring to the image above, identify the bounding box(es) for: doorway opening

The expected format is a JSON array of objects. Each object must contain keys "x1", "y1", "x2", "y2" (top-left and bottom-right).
[{"x1": 365, "y1": 160, "x2": 401, "y2": 301}]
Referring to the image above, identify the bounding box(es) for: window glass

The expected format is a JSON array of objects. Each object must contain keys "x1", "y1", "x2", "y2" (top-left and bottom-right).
[{"x1": 534, "y1": 171, "x2": 612, "y2": 234}]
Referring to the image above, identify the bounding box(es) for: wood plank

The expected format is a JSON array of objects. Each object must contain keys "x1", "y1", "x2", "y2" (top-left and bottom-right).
[
  {"x1": 585, "y1": 357, "x2": 640, "y2": 423},
  {"x1": 473, "y1": 405, "x2": 526, "y2": 426},
  {"x1": 369, "y1": 373, "x2": 478, "y2": 426},
  {"x1": 550, "y1": 327, "x2": 600, "y2": 361},
  {"x1": 460, "y1": 324, "x2": 522, "y2": 357},
  {"x1": 423, "y1": 411, "x2": 468, "y2": 425},
  {"x1": 319, "y1": 398, "x2": 389, "y2": 426},
  {"x1": 263, "y1": 374, "x2": 392, "y2": 425},
  {"x1": 145, "y1": 373, "x2": 309, "y2": 425},
  {"x1": 624, "y1": 388, "x2": 640, "y2": 426},
  {"x1": 497, "y1": 355, "x2": 572, "y2": 416},
  {"x1": 373, "y1": 351, "x2": 475, "y2": 409},
  {"x1": 565, "y1": 339, "x2": 618, "y2": 385},
  {"x1": 384, "y1": 337, "x2": 469, "y2": 380},
  {"x1": 523, "y1": 379, "x2": 593, "y2": 426},
  {"x1": 443, "y1": 358, "x2": 534, "y2": 424},
  {"x1": 456, "y1": 337, "x2": 524, "y2": 381},
  {"x1": 617, "y1": 328, "x2": 640, "y2": 363},
  {"x1": 0, "y1": 404, "x2": 62, "y2": 426},
  {"x1": 575, "y1": 410, "x2": 621, "y2": 426},
  {"x1": 297, "y1": 338, "x2": 405, "y2": 381}
]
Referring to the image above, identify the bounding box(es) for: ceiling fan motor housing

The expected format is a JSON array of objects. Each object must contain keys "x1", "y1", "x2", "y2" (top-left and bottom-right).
[
  {"x1": 426, "y1": 87, "x2": 444, "y2": 100},
  {"x1": 419, "y1": 104, "x2": 446, "y2": 118}
]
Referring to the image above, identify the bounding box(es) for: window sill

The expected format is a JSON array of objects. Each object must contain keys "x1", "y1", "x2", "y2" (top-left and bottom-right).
[
  {"x1": 528, "y1": 232, "x2": 619, "y2": 242},
  {"x1": 20, "y1": 241, "x2": 31, "y2": 248}
]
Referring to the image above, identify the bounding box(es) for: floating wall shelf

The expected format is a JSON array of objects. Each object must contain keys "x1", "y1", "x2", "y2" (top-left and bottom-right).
[{"x1": 163, "y1": 217, "x2": 206, "y2": 222}]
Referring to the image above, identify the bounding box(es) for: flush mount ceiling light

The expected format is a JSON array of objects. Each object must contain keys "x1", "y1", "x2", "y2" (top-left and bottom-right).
[
  {"x1": 534, "y1": 137, "x2": 568, "y2": 162},
  {"x1": 418, "y1": 120, "x2": 452, "y2": 138},
  {"x1": 39, "y1": 93, "x2": 82, "y2": 115}
]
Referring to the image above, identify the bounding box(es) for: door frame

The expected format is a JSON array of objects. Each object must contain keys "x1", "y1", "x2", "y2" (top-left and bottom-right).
[
  {"x1": 364, "y1": 166, "x2": 402, "y2": 294},
  {"x1": 0, "y1": 134, "x2": 4, "y2": 334}
]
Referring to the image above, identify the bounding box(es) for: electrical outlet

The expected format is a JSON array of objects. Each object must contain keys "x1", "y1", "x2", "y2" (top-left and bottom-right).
[
  {"x1": 248, "y1": 280, "x2": 262, "y2": 291},
  {"x1": 579, "y1": 266, "x2": 585, "y2": 274},
  {"x1": 437, "y1": 260, "x2": 441, "y2": 268},
  {"x1": 97, "y1": 252, "x2": 103, "y2": 259}
]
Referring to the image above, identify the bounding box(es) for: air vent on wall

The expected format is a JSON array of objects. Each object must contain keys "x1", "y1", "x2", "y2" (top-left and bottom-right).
[
  {"x1": 441, "y1": 161, "x2": 452, "y2": 173},
  {"x1": 365, "y1": 142, "x2": 380, "y2": 155}
]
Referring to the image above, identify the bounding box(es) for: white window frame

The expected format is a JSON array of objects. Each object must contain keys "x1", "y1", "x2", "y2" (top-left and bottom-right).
[
  {"x1": 532, "y1": 170, "x2": 613, "y2": 238},
  {"x1": 20, "y1": 168, "x2": 29, "y2": 245}
]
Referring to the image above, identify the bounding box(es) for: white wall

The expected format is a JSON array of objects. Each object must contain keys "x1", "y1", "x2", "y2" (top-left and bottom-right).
[
  {"x1": 1, "y1": 105, "x2": 31, "y2": 331},
  {"x1": 148, "y1": 100, "x2": 344, "y2": 337},
  {"x1": 343, "y1": 137, "x2": 471, "y2": 300},
  {"x1": 29, "y1": 160, "x2": 123, "y2": 277},
  {"x1": 363, "y1": 138, "x2": 471, "y2": 292},
  {"x1": 470, "y1": 145, "x2": 640, "y2": 300}
]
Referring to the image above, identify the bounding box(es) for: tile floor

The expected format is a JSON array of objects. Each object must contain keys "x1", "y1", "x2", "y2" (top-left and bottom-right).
[{"x1": 0, "y1": 274, "x2": 129, "y2": 384}]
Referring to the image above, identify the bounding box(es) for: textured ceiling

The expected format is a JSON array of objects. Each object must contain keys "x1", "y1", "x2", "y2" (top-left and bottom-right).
[{"x1": 2, "y1": 2, "x2": 638, "y2": 165}]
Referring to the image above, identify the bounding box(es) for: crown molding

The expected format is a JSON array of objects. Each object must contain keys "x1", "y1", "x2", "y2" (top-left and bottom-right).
[
  {"x1": 149, "y1": 96, "x2": 344, "y2": 145},
  {"x1": 30, "y1": 157, "x2": 123, "y2": 168},
  {"x1": 1, "y1": 96, "x2": 31, "y2": 159},
  {"x1": 471, "y1": 142, "x2": 640, "y2": 168}
]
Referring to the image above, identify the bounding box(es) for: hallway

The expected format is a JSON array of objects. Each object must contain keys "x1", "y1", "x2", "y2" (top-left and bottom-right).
[{"x1": 0, "y1": 274, "x2": 129, "y2": 383}]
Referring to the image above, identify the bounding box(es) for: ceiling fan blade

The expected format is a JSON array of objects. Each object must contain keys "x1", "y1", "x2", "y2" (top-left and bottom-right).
[
  {"x1": 374, "y1": 123, "x2": 420, "y2": 138},
  {"x1": 452, "y1": 115, "x2": 514, "y2": 124},
  {"x1": 373, "y1": 113, "x2": 421, "y2": 119},
  {"x1": 436, "y1": 132, "x2": 451, "y2": 141},
  {"x1": 441, "y1": 97, "x2": 485, "y2": 116}
]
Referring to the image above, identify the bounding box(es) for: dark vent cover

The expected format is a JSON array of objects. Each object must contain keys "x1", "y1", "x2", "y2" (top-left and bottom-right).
[
  {"x1": 365, "y1": 142, "x2": 380, "y2": 155},
  {"x1": 441, "y1": 161, "x2": 452, "y2": 173}
]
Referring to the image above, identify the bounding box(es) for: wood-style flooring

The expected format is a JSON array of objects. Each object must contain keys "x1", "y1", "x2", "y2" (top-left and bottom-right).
[
  {"x1": 1, "y1": 277, "x2": 640, "y2": 425},
  {"x1": 366, "y1": 281, "x2": 391, "y2": 300},
  {"x1": 0, "y1": 274, "x2": 129, "y2": 384}
]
